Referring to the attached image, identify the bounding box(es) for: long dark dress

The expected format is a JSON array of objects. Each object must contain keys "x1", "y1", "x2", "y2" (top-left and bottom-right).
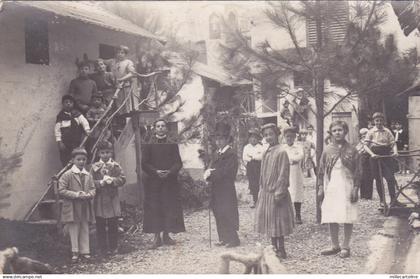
[
  {"x1": 207, "y1": 147, "x2": 240, "y2": 244},
  {"x1": 141, "y1": 136, "x2": 185, "y2": 233}
]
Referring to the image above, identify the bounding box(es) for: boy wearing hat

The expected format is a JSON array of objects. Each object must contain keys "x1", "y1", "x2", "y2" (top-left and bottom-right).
[
  {"x1": 205, "y1": 122, "x2": 240, "y2": 247},
  {"x1": 364, "y1": 112, "x2": 402, "y2": 208},
  {"x1": 91, "y1": 141, "x2": 126, "y2": 257},
  {"x1": 58, "y1": 148, "x2": 96, "y2": 263},
  {"x1": 242, "y1": 128, "x2": 264, "y2": 208},
  {"x1": 54, "y1": 95, "x2": 90, "y2": 166}
]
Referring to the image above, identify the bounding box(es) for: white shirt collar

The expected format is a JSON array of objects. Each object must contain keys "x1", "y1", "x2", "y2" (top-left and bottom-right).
[
  {"x1": 218, "y1": 145, "x2": 231, "y2": 154},
  {"x1": 100, "y1": 158, "x2": 114, "y2": 164},
  {"x1": 155, "y1": 134, "x2": 167, "y2": 140},
  {"x1": 71, "y1": 165, "x2": 89, "y2": 175}
]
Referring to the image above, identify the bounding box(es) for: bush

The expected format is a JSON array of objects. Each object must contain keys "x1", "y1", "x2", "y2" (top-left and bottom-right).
[{"x1": 179, "y1": 169, "x2": 210, "y2": 210}]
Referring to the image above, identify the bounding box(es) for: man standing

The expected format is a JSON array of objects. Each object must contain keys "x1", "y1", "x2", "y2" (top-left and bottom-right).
[{"x1": 141, "y1": 119, "x2": 185, "y2": 249}]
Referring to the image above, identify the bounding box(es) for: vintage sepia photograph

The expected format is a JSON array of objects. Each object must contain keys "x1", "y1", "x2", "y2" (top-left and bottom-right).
[{"x1": 0, "y1": 0, "x2": 420, "y2": 275}]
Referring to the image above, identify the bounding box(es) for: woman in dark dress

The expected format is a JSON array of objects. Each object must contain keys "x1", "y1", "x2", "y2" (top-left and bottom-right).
[
  {"x1": 205, "y1": 122, "x2": 240, "y2": 247},
  {"x1": 142, "y1": 119, "x2": 185, "y2": 249}
]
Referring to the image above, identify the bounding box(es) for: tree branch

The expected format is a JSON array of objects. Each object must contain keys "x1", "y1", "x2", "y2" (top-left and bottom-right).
[{"x1": 323, "y1": 91, "x2": 352, "y2": 118}]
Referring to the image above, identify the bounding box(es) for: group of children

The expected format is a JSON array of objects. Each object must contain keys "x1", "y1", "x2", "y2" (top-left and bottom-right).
[
  {"x1": 242, "y1": 111, "x2": 407, "y2": 260},
  {"x1": 241, "y1": 120, "x2": 363, "y2": 259},
  {"x1": 55, "y1": 45, "x2": 137, "y2": 263},
  {"x1": 55, "y1": 45, "x2": 136, "y2": 166}
]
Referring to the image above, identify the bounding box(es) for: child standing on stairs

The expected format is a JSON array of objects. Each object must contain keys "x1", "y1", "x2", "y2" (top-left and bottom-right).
[
  {"x1": 318, "y1": 120, "x2": 360, "y2": 259},
  {"x1": 58, "y1": 148, "x2": 96, "y2": 263},
  {"x1": 91, "y1": 140, "x2": 126, "y2": 257}
]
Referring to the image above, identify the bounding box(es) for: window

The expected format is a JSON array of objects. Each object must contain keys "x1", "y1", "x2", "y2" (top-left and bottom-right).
[
  {"x1": 167, "y1": 121, "x2": 179, "y2": 138},
  {"x1": 306, "y1": 1, "x2": 349, "y2": 46},
  {"x1": 209, "y1": 13, "x2": 221, "y2": 40},
  {"x1": 293, "y1": 71, "x2": 312, "y2": 88},
  {"x1": 227, "y1": 12, "x2": 237, "y2": 28},
  {"x1": 25, "y1": 18, "x2": 49, "y2": 65},
  {"x1": 99, "y1": 44, "x2": 117, "y2": 60}
]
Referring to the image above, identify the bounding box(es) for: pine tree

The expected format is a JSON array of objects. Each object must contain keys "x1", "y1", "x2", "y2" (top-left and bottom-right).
[{"x1": 219, "y1": 1, "x2": 417, "y2": 221}]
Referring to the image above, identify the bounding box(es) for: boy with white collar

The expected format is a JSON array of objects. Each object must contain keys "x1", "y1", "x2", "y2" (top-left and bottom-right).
[
  {"x1": 58, "y1": 148, "x2": 96, "y2": 263},
  {"x1": 91, "y1": 141, "x2": 126, "y2": 257}
]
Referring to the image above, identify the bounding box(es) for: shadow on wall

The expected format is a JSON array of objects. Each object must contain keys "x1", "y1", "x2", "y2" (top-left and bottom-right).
[{"x1": 0, "y1": 138, "x2": 23, "y2": 216}]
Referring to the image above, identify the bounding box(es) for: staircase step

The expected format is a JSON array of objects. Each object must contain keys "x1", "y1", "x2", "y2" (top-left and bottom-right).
[
  {"x1": 26, "y1": 219, "x2": 58, "y2": 225},
  {"x1": 40, "y1": 199, "x2": 63, "y2": 204}
]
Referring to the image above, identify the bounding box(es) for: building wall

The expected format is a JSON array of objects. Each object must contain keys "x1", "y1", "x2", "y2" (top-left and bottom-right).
[{"x1": 0, "y1": 5, "x2": 143, "y2": 220}]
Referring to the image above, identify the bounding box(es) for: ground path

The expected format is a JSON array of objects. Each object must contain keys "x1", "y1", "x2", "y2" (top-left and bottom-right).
[{"x1": 67, "y1": 177, "x2": 396, "y2": 274}]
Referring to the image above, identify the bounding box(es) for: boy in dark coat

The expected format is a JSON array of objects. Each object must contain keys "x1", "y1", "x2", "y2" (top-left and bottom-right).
[
  {"x1": 54, "y1": 95, "x2": 90, "y2": 166},
  {"x1": 205, "y1": 122, "x2": 240, "y2": 248},
  {"x1": 141, "y1": 119, "x2": 185, "y2": 249}
]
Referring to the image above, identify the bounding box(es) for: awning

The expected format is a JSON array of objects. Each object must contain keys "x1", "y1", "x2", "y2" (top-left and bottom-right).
[
  {"x1": 10, "y1": 1, "x2": 165, "y2": 43},
  {"x1": 192, "y1": 62, "x2": 252, "y2": 87}
]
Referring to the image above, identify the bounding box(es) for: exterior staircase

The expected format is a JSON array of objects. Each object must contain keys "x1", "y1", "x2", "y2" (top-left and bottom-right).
[{"x1": 23, "y1": 71, "x2": 163, "y2": 227}]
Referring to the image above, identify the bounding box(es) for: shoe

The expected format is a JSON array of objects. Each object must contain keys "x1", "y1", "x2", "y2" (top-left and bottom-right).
[
  {"x1": 214, "y1": 241, "x2": 227, "y2": 247},
  {"x1": 80, "y1": 254, "x2": 91, "y2": 262},
  {"x1": 339, "y1": 248, "x2": 351, "y2": 258},
  {"x1": 225, "y1": 241, "x2": 240, "y2": 248},
  {"x1": 150, "y1": 235, "x2": 162, "y2": 249},
  {"x1": 71, "y1": 252, "x2": 79, "y2": 263},
  {"x1": 275, "y1": 248, "x2": 287, "y2": 259},
  {"x1": 107, "y1": 248, "x2": 118, "y2": 256},
  {"x1": 162, "y1": 235, "x2": 176, "y2": 246},
  {"x1": 250, "y1": 204, "x2": 255, "y2": 209},
  {"x1": 321, "y1": 247, "x2": 341, "y2": 256},
  {"x1": 296, "y1": 216, "x2": 303, "y2": 225},
  {"x1": 378, "y1": 202, "x2": 385, "y2": 211}
]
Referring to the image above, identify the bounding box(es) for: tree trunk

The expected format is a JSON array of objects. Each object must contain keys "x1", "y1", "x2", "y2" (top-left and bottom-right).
[
  {"x1": 358, "y1": 93, "x2": 370, "y2": 128},
  {"x1": 314, "y1": 0, "x2": 325, "y2": 224}
]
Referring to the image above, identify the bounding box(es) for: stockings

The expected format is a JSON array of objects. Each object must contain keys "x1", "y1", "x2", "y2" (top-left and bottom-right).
[
  {"x1": 271, "y1": 236, "x2": 286, "y2": 258},
  {"x1": 294, "y1": 202, "x2": 302, "y2": 221}
]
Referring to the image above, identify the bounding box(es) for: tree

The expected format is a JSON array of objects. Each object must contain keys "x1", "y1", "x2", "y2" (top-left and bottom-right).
[
  {"x1": 218, "y1": 1, "x2": 409, "y2": 222},
  {"x1": 330, "y1": 25, "x2": 418, "y2": 127},
  {"x1": 100, "y1": 2, "x2": 203, "y2": 143}
]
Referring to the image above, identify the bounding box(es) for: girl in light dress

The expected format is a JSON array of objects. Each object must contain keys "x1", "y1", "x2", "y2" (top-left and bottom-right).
[
  {"x1": 318, "y1": 120, "x2": 360, "y2": 258},
  {"x1": 282, "y1": 127, "x2": 305, "y2": 224}
]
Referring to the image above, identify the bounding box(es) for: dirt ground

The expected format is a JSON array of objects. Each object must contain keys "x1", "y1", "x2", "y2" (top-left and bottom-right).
[{"x1": 57, "y1": 177, "x2": 390, "y2": 274}]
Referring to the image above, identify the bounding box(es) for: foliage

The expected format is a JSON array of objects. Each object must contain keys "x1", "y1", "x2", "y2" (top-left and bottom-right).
[
  {"x1": 330, "y1": 24, "x2": 418, "y2": 126},
  {"x1": 218, "y1": 1, "x2": 417, "y2": 153},
  {"x1": 100, "y1": 2, "x2": 203, "y2": 144},
  {"x1": 178, "y1": 169, "x2": 210, "y2": 209}
]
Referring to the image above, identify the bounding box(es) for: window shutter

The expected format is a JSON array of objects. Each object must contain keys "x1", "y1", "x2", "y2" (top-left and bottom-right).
[{"x1": 306, "y1": 1, "x2": 349, "y2": 46}]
